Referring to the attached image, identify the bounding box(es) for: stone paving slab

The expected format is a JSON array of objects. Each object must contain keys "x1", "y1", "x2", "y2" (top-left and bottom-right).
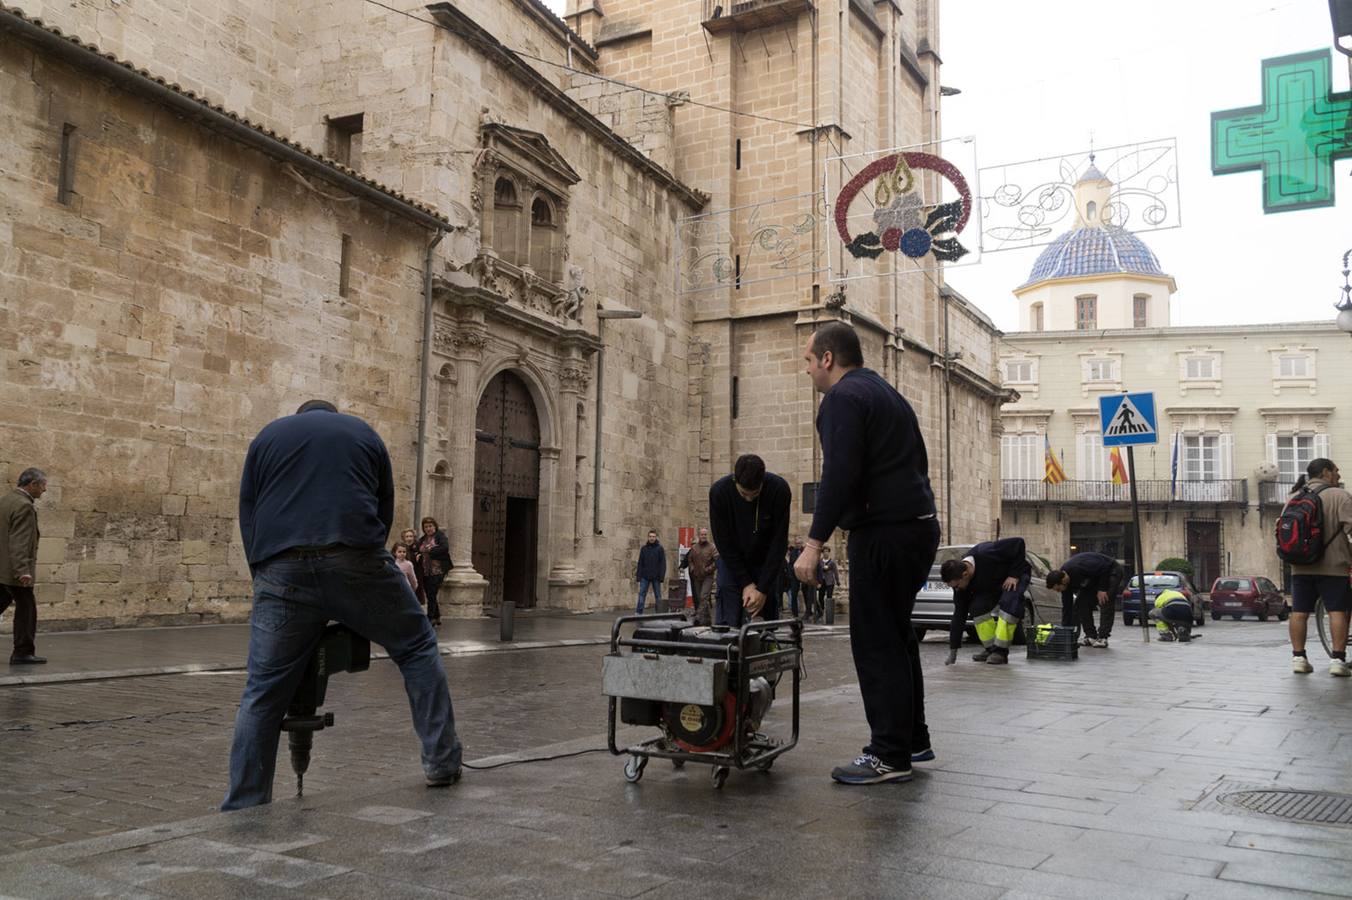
[{"x1": 3, "y1": 620, "x2": 1352, "y2": 897}]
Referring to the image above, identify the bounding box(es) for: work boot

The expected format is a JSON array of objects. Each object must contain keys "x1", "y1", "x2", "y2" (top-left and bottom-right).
[
  {"x1": 985, "y1": 650, "x2": 1009, "y2": 665},
  {"x1": 971, "y1": 647, "x2": 993, "y2": 662}
]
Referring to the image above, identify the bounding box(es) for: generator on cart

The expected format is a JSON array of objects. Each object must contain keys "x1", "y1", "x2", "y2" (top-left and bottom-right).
[{"x1": 603, "y1": 613, "x2": 802, "y2": 789}]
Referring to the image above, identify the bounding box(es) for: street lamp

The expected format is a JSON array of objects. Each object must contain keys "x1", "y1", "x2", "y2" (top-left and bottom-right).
[
  {"x1": 593, "y1": 307, "x2": 644, "y2": 535},
  {"x1": 1336, "y1": 249, "x2": 1352, "y2": 335}
]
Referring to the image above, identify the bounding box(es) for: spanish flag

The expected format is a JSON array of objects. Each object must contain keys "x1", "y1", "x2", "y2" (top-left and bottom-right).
[
  {"x1": 1110, "y1": 447, "x2": 1129, "y2": 485},
  {"x1": 1043, "y1": 435, "x2": 1066, "y2": 484}
]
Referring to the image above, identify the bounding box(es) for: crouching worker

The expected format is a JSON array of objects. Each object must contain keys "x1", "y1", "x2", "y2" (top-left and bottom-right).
[
  {"x1": 940, "y1": 537, "x2": 1032, "y2": 666},
  {"x1": 1151, "y1": 589, "x2": 1195, "y2": 642},
  {"x1": 1046, "y1": 551, "x2": 1125, "y2": 649}
]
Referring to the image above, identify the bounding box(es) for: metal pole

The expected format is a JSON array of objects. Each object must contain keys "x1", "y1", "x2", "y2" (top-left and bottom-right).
[
  {"x1": 1127, "y1": 446, "x2": 1149, "y2": 642},
  {"x1": 413, "y1": 230, "x2": 446, "y2": 530},
  {"x1": 592, "y1": 321, "x2": 605, "y2": 535},
  {"x1": 499, "y1": 600, "x2": 515, "y2": 642},
  {"x1": 942, "y1": 290, "x2": 952, "y2": 544}
]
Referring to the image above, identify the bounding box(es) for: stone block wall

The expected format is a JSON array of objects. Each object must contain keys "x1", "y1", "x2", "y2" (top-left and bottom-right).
[
  {"x1": 16, "y1": 0, "x2": 299, "y2": 134},
  {"x1": 0, "y1": 38, "x2": 431, "y2": 630}
]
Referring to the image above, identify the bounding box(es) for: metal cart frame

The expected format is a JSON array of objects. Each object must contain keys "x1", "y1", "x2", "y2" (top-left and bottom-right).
[{"x1": 605, "y1": 612, "x2": 802, "y2": 789}]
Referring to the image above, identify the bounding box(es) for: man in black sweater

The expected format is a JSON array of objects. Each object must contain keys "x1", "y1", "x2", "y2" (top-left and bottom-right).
[
  {"x1": 939, "y1": 537, "x2": 1032, "y2": 666},
  {"x1": 793, "y1": 321, "x2": 940, "y2": 786},
  {"x1": 708, "y1": 454, "x2": 790, "y2": 627},
  {"x1": 1047, "y1": 551, "x2": 1125, "y2": 648}
]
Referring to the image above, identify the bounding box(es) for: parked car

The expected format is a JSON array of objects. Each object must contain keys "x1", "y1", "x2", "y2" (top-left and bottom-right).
[
  {"x1": 1209, "y1": 576, "x2": 1288, "y2": 621},
  {"x1": 1121, "y1": 571, "x2": 1204, "y2": 627},
  {"x1": 913, "y1": 545, "x2": 1064, "y2": 643}
]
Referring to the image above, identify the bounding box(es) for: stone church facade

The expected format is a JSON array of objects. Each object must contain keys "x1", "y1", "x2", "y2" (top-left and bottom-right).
[{"x1": 1, "y1": 0, "x2": 1007, "y2": 631}]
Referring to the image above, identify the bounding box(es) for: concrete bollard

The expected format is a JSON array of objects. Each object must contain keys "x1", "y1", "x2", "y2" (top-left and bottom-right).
[
  {"x1": 499, "y1": 600, "x2": 515, "y2": 642},
  {"x1": 825, "y1": 597, "x2": 835, "y2": 625}
]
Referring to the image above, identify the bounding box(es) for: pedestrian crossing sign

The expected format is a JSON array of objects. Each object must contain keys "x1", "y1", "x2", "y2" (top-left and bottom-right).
[{"x1": 1099, "y1": 392, "x2": 1158, "y2": 447}]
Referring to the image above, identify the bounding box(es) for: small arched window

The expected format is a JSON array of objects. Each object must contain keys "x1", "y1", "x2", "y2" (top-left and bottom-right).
[
  {"x1": 530, "y1": 195, "x2": 559, "y2": 281},
  {"x1": 531, "y1": 196, "x2": 554, "y2": 227},
  {"x1": 494, "y1": 177, "x2": 519, "y2": 208},
  {"x1": 492, "y1": 176, "x2": 523, "y2": 265},
  {"x1": 1085, "y1": 200, "x2": 1097, "y2": 222}
]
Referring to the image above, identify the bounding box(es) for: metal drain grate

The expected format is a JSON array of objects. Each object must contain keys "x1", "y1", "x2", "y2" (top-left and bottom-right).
[{"x1": 1218, "y1": 789, "x2": 1352, "y2": 825}]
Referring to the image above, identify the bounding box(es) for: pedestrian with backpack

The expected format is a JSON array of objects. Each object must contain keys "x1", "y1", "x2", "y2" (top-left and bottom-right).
[{"x1": 1277, "y1": 458, "x2": 1352, "y2": 676}]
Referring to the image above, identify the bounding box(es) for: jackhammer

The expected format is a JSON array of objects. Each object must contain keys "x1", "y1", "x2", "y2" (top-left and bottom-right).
[{"x1": 279, "y1": 623, "x2": 370, "y2": 797}]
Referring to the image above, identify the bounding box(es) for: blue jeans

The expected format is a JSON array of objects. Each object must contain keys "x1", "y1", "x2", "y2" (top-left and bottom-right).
[
  {"x1": 636, "y1": 578, "x2": 661, "y2": 614},
  {"x1": 222, "y1": 547, "x2": 461, "y2": 811}
]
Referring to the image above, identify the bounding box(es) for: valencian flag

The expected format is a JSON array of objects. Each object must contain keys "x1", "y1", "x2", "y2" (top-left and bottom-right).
[
  {"x1": 1043, "y1": 436, "x2": 1067, "y2": 485},
  {"x1": 1110, "y1": 447, "x2": 1129, "y2": 485}
]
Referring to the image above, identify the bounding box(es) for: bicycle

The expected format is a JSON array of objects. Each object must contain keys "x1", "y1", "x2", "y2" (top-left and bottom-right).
[{"x1": 1314, "y1": 597, "x2": 1352, "y2": 657}]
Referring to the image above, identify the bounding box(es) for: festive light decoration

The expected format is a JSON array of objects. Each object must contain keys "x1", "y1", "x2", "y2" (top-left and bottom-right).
[{"x1": 833, "y1": 152, "x2": 973, "y2": 263}]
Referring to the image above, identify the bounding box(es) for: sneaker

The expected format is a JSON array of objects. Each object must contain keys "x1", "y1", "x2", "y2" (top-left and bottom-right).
[
  {"x1": 910, "y1": 747, "x2": 936, "y2": 763},
  {"x1": 1330, "y1": 659, "x2": 1351, "y2": 677},
  {"x1": 1158, "y1": 632, "x2": 1175, "y2": 642},
  {"x1": 1292, "y1": 656, "x2": 1313, "y2": 674},
  {"x1": 986, "y1": 651, "x2": 1009, "y2": 665},
  {"x1": 425, "y1": 769, "x2": 461, "y2": 788},
  {"x1": 1080, "y1": 635, "x2": 1094, "y2": 647},
  {"x1": 971, "y1": 648, "x2": 993, "y2": 662},
  {"x1": 831, "y1": 754, "x2": 912, "y2": 785},
  {"x1": 1092, "y1": 638, "x2": 1109, "y2": 649}
]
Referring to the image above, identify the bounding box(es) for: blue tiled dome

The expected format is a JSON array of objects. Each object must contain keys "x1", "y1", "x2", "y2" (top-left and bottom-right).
[{"x1": 1021, "y1": 225, "x2": 1166, "y2": 288}]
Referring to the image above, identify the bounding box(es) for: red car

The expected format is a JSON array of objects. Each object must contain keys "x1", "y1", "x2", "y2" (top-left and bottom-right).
[{"x1": 1209, "y1": 576, "x2": 1288, "y2": 621}]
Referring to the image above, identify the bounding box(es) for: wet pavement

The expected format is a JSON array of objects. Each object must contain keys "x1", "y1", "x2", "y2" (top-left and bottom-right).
[
  {"x1": 2, "y1": 617, "x2": 1351, "y2": 898},
  {"x1": 0, "y1": 610, "x2": 636, "y2": 686}
]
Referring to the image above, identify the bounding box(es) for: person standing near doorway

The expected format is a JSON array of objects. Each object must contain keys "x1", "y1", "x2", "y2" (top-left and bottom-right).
[
  {"x1": 684, "y1": 527, "x2": 718, "y2": 625},
  {"x1": 794, "y1": 321, "x2": 940, "y2": 785},
  {"x1": 709, "y1": 455, "x2": 790, "y2": 627},
  {"x1": 1, "y1": 468, "x2": 48, "y2": 665},
  {"x1": 635, "y1": 530, "x2": 666, "y2": 614},
  {"x1": 401, "y1": 527, "x2": 427, "y2": 607},
  {"x1": 1282, "y1": 458, "x2": 1352, "y2": 676},
  {"x1": 786, "y1": 536, "x2": 804, "y2": 619},
  {"x1": 817, "y1": 546, "x2": 839, "y2": 623},
  {"x1": 416, "y1": 518, "x2": 451, "y2": 627}
]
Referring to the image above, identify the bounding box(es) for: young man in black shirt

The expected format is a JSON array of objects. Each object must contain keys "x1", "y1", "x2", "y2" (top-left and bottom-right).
[
  {"x1": 940, "y1": 537, "x2": 1032, "y2": 666},
  {"x1": 1047, "y1": 551, "x2": 1125, "y2": 648},
  {"x1": 708, "y1": 454, "x2": 790, "y2": 627},
  {"x1": 794, "y1": 321, "x2": 940, "y2": 785}
]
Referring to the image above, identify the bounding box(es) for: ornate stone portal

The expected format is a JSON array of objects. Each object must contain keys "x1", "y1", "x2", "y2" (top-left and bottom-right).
[{"x1": 428, "y1": 123, "x2": 599, "y2": 616}]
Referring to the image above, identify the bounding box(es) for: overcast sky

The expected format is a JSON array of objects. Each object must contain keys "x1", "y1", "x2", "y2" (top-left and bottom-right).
[{"x1": 545, "y1": 0, "x2": 1349, "y2": 330}]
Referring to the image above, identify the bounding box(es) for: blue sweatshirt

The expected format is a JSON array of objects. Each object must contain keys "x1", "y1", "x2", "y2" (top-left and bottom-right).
[
  {"x1": 808, "y1": 368, "x2": 935, "y2": 542},
  {"x1": 239, "y1": 409, "x2": 395, "y2": 568}
]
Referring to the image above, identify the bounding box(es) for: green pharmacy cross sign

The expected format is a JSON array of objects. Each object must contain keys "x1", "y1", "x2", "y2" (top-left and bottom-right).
[{"x1": 1211, "y1": 49, "x2": 1352, "y2": 213}]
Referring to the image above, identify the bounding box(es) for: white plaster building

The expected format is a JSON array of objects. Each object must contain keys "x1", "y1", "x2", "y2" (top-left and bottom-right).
[{"x1": 997, "y1": 165, "x2": 1351, "y2": 591}]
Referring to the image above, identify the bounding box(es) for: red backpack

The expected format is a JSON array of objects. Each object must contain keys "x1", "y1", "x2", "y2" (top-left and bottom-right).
[{"x1": 1275, "y1": 485, "x2": 1332, "y2": 565}]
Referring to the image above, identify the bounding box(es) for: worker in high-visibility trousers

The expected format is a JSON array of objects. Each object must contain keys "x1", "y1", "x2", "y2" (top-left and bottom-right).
[
  {"x1": 1151, "y1": 588, "x2": 1195, "y2": 642},
  {"x1": 940, "y1": 537, "x2": 1032, "y2": 666}
]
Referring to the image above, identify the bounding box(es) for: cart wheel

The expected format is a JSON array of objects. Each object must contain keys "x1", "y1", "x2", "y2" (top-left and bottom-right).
[
  {"x1": 711, "y1": 766, "x2": 729, "y2": 789},
  {"x1": 756, "y1": 759, "x2": 775, "y2": 773},
  {"x1": 623, "y1": 755, "x2": 647, "y2": 783},
  {"x1": 671, "y1": 759, "x2": 685, "y2": 769}
]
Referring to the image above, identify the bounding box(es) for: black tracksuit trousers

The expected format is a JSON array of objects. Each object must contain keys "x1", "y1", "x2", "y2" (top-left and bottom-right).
[{"x1": 846, "y1": 517, "x2": 941, "y2": 768}]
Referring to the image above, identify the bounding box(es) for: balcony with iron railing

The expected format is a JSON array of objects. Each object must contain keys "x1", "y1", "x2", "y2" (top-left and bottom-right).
[
  {"x1": 1259, "y1": 481, "x2": 1294, "y2": 507},
  {"x1": 1002, "y1": 479, "x2": 1249, "y2": 507},
  {"x1": 702, "y1": 0, "x2": 815, "y2": 33}
]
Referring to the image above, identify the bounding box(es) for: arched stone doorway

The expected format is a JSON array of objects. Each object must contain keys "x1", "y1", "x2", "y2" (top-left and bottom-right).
[{"x1": 472, "y1": 370, "x2": 541, "y2": 609}]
